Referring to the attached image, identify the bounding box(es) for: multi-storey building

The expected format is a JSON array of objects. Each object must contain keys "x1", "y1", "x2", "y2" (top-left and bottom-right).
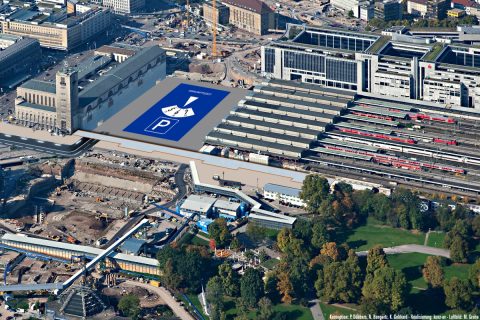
[
  {"x1": 221, "y1": 0, "x2": 274, "y2": 35},
  {"x1": 375, "y1": 0, "x2": 403, "y2": 21},
  {"x1": 407, "y1": 0, "x2": 450, "y2": 19},
  {"x1": 102, "y1": 0, "x2": 145, "y2": 15},
  {"x1": 15, "y1": 46, "x2": 166, "y2": 133},
  {"x1": 0, "y1": 6, "x2": 111, "y2": 50},
  {"x1": 0, "y1": 35, "x2": 41, "y2": 89},
  {"x1": 261, "y1": 24, "x2": 480, "y2": 112}
]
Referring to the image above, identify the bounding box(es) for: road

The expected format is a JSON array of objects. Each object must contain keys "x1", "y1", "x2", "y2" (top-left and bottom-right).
[
  {"x1": 356, "y1": 244, "x2": 450, "y2": 258},
  {"x1": 125, "y1": 280, "x2": 195, "y2": 320},
  {"x1": 0, "y1": 134, "x2": 97, "y2": 157}
]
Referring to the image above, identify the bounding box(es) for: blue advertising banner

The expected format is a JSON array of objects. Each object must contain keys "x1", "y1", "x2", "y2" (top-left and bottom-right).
[{"x1": 124, "y1": 84, "x2": 229, "y2": 141}]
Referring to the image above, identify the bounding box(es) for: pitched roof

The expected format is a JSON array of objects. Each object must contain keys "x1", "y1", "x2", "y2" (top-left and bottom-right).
[{"x1": 222, "y1": 0, "x2": 273, "y2": 14}]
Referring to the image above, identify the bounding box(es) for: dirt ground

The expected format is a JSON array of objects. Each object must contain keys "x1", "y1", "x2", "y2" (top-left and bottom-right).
[{"x1": 102, "y1": 282, "x2": 165, "y2": 309}]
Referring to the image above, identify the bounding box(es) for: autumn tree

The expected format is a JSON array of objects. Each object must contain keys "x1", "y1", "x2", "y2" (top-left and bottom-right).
[
  {"x1": 277, "y1": 270, "x2": 294, "y2": 304},
  {"x1": 422, "y1": 256, "x2": 444, "y2": 288},
  {"x1": 449, "y1": 236, "x2": 469, "y2": 263},
  {"x1": 320, "y1": 242, "x2": 340, "y2": 262},
  {"x1": 366, "y1": 245, "x2": 388, "y2": 275}
]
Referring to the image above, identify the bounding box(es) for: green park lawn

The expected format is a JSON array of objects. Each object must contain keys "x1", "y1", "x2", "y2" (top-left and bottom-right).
[
  {"x1": 345, "y1": 218, "x2": 425, "y2": 251},
  {"x1": 426, "y1": 232, "x2": 446, "y2": 248},
  {"x1": 320, "y1": 303, "x2": 357, "y2": 318},
  {"x1": 223, "y1": 297, "x2": 313, "y2": 320}
]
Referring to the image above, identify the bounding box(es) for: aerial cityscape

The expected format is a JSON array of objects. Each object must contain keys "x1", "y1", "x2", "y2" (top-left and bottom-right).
[{"x1": 0, "y1": 0, "x2": 480, "y2": 319}]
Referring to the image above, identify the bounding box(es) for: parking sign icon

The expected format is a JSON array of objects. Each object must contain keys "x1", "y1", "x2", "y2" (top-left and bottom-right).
[{"x1": 124, "y1": 83, "x2": 229, "y2": 141}]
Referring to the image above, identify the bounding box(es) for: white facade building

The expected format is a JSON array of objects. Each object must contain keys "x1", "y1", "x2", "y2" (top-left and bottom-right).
[{"x1": 263, "y1": 183, "x2": 306, "y2": 207}]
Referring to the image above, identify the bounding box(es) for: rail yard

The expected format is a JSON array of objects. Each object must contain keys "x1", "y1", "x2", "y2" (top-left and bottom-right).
[{"x1": 205, "y1": 79, "x2": 480, "y2": 200}]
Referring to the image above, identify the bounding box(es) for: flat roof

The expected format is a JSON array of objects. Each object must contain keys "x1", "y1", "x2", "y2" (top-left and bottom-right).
[
  {"x1": 349, "y1": 106, "x2": 407, "y2": 119},
  {"x1": 355, "y1": 98, "x2": 413, "y2": 111},
  {"x1": 264, "y1": 183, "x2": 301, "y2": 198},
  {"x1": 92, "y1": 77, "x2": 246, "y2": 151},
  {"x1": 319, "y1": 137, "x2": 379, "y2": 153},
  {"x1": 214, "y1": 199, "x2": 241, "y2": 211},
  {"x1": 180, "y1": 194, "x2": 216, "y2": 213},
  {"x1": 334, "y1": 122, "x2": 393, "y2": 135},
  {"x1": 255, "y1": 85, "x2": 351, "y2": 106}
]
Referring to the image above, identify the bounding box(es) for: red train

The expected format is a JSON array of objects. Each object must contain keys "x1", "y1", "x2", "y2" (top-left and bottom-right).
[
  {"x1": 409, "y1": 113, "x2": 456, "y2": 124},
  {"x1": 350, "y1": 111, "x2": 393, "y2": 121},
  {"x1": 433, "y1": 138, "x2": 458, "y2": 146},
  {"x1": 337, "y1": 127, "x2": 417, "y2": 144},
  {"x1": 321, "y1": 145, "x2": 465, "y2": 174}
]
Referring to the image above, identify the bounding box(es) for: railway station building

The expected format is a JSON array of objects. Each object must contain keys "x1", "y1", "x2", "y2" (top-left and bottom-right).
[{"x1": 262, "y1": 24, "x2": 480, "y2": 112}]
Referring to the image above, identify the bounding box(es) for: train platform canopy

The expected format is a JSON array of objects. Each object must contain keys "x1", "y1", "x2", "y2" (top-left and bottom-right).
[
  {"x1": 355, "y1": 98, "x2": 413, "y2": 112},
  {"x1": 342, "y1": 114, "x2": 400, "y2": 127},
  {"x1": 319, "y1": 137, "x2": 379, "y2": 153},
  {"x1": 242, "y1": 100, "x2": 337, "y2": 122},
  {"x1": 334, "y1": 122, "x2": 394, "y2": 135},
  {"x1": 264, "y1": 79, "x2": 356, "y2": 100},
  {"x1": 225, "y1": 115, "x2": 321, "y2": 140},
  {"x1": 349, "y1": 106, "x2": 408, "y2": 119},
  {"x1": 311, "y1": 147, "x2": 373, "y2": 161},
  {"x1": 248, "y1": 93, "x2": 344, "y2": 115},
  {"x1": 254, "y1": 85, "x2": 352, "y2": 106}
]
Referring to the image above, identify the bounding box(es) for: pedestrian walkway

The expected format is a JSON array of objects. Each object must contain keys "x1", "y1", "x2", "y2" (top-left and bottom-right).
[
  {"x1": 309, "y1": 299, "x2": 324, "y2": 320},
  {"x1": 356, "y1": 244, "x2": 450, "y2": 258}
]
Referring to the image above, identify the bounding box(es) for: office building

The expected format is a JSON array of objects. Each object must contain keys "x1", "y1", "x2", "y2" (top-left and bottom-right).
[
  {"x1": 102, "y1": 0, "x2": 145, "y2": 15},
  {"x1": 15, "y1": 45, "x2": 166, "y2": 133},
  {"x1": 94, "y1": 43, "x2": 140, "y2": 62},
  {"x1": 407, "y1": 0, "x2": 451, "y2": 19},
  {"x1": 180, "y1": 194, "x2": 216, "y2": 218},
  {"x1": 261, "y1": 24, "x2": 480, "y2": 111},
  {"x1": 375, "y1": 0, "x2": 403, "y2": 21},
  {"x1": 221, "y1": 0, "x2": 274, "y2": 35},
  {"x1": 0, "y1": 35, "x2": 41, "y2": 89},
  {"x1": 263, "y1": 183, "x2": 306, "y2": 207},
  {"x1": 0, "y1": 6, "x2": 111, "y2": 50}
]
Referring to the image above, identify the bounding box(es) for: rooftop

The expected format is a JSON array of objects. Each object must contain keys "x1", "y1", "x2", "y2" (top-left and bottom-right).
[
  {"x1": 222, "y1": 0, "x2": 273, "y2": 14},
  {"x1": 19, "y1": 79, "x2": 56, "y2": 94},
  {"x1": 264, "y1": 183, "x2": 301, "y2": 198},
  {"x1": 180, "y1": 194, "x2": 216, "y2": 213}
]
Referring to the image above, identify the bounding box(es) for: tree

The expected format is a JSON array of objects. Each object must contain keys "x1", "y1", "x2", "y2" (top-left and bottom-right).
[
  {"x1": 422, "y1": 256, "x2": 444, "y2": 288},
  {"x1": 315, "y1": 251, "x2": 362, "y2": 304},
  {"x1": 320, "y1": 242, "x2": 340, "y2": 262},
  {"x1": 277, "y1": 270, "x2": 294, "y2": 304},
  {"x1": 218, "y1": 262, "x2": 240, "y2": 297},
  {"x1": 366, "y1": 246, "x2": 388, "y2": 275},
  {"x1": 118, "y1": 294, "x2": 141, "y2": 319},
  {"x1": 311, "y1": 218, "x2": 330, "y2": 250},
  {"x1": 258, "y1": 297, "x2": 274, "y2": 320},
  {"x1": 231, "y1": 236, "x2": 241, "y2": 250},
  {"x1": 348, "y1": 10, "x2": 354, "y2": 18},
  {"x1": 468, "y1": 259, "x2": 480, "y2": 289},
  {"x1": 258, "y1": 249, "x2": 269, "y2": 264},
  {"x1": 277, "y1": 228, "x2": 294, "y2": 253},
  {"x1": 207, "y1": 276, "x2": 225, "y2": 320},
  {"x1": 163, "y1": 258, "x2": 181, "y2": 290},
  {"x1": 208, "y1": 218, "x2": 232, "y2": 248},
  {"x1": 362, "y1": 267, "x2": 408, "y2": 313},
  {"x1": 293, "y1": 219, "x2": 312, "y2": 244},
  {"x1": 443, "y1": 277, "x2": 474, "y2": 311},
  {"x1": 449, "y1": 236, "x2": 469, "y2": 263},
  {"x1": 240, "y1": 268, "x2": 264, "y2": 308},
  {"x1": 300, "y1": 174, "x2": 330, "y2": 213}
]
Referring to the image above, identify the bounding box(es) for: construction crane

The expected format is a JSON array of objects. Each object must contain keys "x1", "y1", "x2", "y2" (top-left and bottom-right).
[
  {"x1": 186, "y1": 0, "x2": 190, "y2": 29},
  {"x1": 212, "y1": 0, "x2": 217, "y2": 57}
]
